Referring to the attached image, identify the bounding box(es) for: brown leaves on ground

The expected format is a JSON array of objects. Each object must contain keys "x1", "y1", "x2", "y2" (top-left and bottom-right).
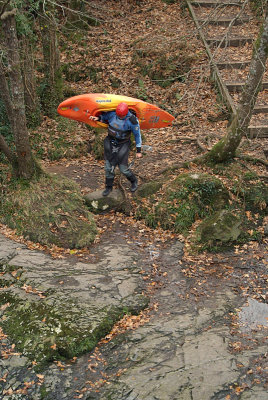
[{"x1": 99, "y1": 310, "x2": 151, "y2": 345}]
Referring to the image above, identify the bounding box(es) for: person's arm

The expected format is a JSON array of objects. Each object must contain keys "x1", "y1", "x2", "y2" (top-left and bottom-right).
[
  {"x1": 129, "y1": 115, "x2": 142, "y2": 157},
  {"x1": 89, "y1": 112, "x2": 110, "y2": 122},
  {"x1": 99, "y1": 112, "x2": 110, "y2": 123}
]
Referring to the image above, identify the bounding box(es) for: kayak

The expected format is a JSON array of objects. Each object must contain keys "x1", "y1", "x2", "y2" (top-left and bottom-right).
[{"x1": 57, "y1": 93, "x2": 174, "y2": 130}]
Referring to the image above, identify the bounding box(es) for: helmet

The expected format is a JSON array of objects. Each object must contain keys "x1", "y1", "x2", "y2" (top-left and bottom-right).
[{"x1": 116, "y1": 102, "x2": 129, "y2": 118}]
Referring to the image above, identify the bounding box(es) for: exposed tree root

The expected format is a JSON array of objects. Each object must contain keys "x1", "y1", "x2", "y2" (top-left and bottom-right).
[{"x1": 237, "y1": 154, "x2": 268, "y2": 168}]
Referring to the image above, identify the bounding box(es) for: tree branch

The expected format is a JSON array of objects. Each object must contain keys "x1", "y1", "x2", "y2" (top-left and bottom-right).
[
  {"x1": 237, "y1": 154, "x2": 268, "y2": 168},
  {"x1": 0, "y1": 7, "x2": 16, "y2": 20},
  {"x1": 0, "y1": 0, "x2": 11, "y2": 18}
]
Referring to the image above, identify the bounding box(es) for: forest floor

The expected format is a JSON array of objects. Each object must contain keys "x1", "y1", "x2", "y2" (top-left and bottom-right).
[{"x1": 0, "y1": 0, "x2": 268, "y2": 399}]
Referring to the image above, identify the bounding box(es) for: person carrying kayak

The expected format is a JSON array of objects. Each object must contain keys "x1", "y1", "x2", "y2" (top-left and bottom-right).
[{"x1": 89, "y1": 102, "x2": 142, "y2": 196}]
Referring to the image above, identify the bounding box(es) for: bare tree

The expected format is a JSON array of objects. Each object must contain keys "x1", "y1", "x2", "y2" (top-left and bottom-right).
[
  {"x1": 203, "y1": 3, "x2": 268, "y2": 163},
  {"x1": 0, "y1": 5, "x2": 41, "y2": 178}
]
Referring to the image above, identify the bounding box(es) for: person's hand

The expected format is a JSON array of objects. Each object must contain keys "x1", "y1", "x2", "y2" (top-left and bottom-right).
[
  {"x1": 136, "y1": 152, "x2": 143, "y2": 159},
  {"x1": 89, "y1": 116, "x2": 99, "y2": 121}
]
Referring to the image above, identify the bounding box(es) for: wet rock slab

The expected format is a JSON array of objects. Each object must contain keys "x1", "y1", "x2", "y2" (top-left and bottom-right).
[
  {"x1": 0, "y1": 234, "x2": 148, "y2": 373},
  {"x1": 239, "y1": 298, "x2": 268, "y2": 332},
  {"x1": 98, "y1": 292, "x2": 267, "y2": 400},
  {"x1": 0, "y1": 237, "x2": 267, "y2": 400}
]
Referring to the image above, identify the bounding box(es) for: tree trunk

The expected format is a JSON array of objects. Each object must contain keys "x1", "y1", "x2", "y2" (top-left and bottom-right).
[
  {"x1": 39, "y1": 4, "x2": 63, "y2": 117},
  {"x1": 0, "y1": 134, "x2": 17, "y2": 167},
  {"x1": 20, "y1": 36, "x2": 41, "y2": 127},
  {"x1": 204, "y1": 6, "x2": 268, "y2": 163},
  {"x1": 0, "y1": 9, "x2": 41, "y2": 178}
]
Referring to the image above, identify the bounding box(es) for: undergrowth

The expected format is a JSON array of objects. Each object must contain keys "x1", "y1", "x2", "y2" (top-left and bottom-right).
[
  {"x1": 135, "y1": 164, "x2": 267, "y2": 252},
  {"x1": 30, "y1": 117, "x2": 89, "y2": 161},
  {"x1": 136, "y1": 173, "x2": 229, "y2": 233}
]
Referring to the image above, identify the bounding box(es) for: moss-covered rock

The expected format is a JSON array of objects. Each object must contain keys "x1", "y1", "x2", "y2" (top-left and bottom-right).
[
  {"x1": 136, "y1": 173, "x2": 229, "y2": 234},
  {"x1": 0, "y1": 233, "x2": 149, "y2": 369},
  {"x1": 0, "y1": 292, "x2": 141, "y2": 367},
  {"x1": 135, "y1": 181, "x2": 163, "y2": 198},
  {"x1": 0, "y1": 174, "x2": 97, "y2": 248},
  {"x1": 195, "y1": 210, "x2": 242, "y2": 245},
  {"x1": 84, "y1": 189, "x2": 126, "y2": 213}
]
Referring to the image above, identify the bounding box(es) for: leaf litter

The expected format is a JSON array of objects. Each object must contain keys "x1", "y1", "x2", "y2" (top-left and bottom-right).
[{"x1": 0, "y1": 0, "x2": 267, "y2": 396}]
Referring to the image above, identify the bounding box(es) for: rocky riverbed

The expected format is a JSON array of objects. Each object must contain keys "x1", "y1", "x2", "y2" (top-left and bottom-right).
[{"x1": 0, "y1": 223, "x2": 267, "y2": 400}]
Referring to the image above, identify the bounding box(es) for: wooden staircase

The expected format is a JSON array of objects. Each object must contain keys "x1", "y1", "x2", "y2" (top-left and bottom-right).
[{"x1": 187, "y1": 0, "x2": 268, "y2": 138}]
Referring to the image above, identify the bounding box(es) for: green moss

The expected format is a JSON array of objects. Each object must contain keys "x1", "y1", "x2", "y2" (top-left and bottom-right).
[
  {"x1": 62, "y1": 63, "x2": 101, "y2": 83},
  {"x1": 0, "y1": 294, "x2": 124, "y2": 367},
  {"x1": 110, "y1": 76, "x2": 122, "y2": 88},
  {"x1": 243, "y1": 171, "x2": 258, "y2": 181},
  {"x1": 136, "y1": 173, "x2": 229, "y2": 233},
  {"x1": 135, "y1": 79, "x2": 149, "y2": 101},
  {"x1": 0, "y1": 174, "x2": 97, "y2": 248},
  {"x1": 195, "y1": 210, "x2": 242, "y2": 242},
  {"x1": 250, "y1": 0, "x2": 266, "y2": 17},
  {"x1": 231, "y1": 174, "x2": 268, "y2": 214},
  {"x1": 0, "y1": 278, "x2": 13, "y2": 288},
  {"x1": 0, "y1": 289, "x2": 148, "y2": 369},
  {"x1": 135, "y1": 163, "x2": 266, "y2": 250},
  {"x1": 40, "y1": 384, "x2": 52, "y2": 400}
]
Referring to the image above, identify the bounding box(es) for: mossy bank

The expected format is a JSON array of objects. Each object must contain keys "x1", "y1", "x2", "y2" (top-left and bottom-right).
[
  {"x1": 0, "y1": 173, "x2": 97, "y2": 248},
  {"x1": 135, "y1": 166, "x2": 268, "y2": 252},
  {"x1": 136, "y1": 173, "x2": 229, "y2": 233}
]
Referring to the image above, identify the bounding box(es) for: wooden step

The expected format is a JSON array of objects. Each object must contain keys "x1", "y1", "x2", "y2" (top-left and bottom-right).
[
  {"x1": 198, "y1": 15, "x2": 250, "y2": 26},
  {"x1": 249, "y1": 125, "x2": 268, "y2": 138},
  {"x1": 225, "y1": 81, "x2": 268, "y2": 92},
  {"x1": 253, "y1": 104, "x2": 268, "y2": 114},
  {"x1": 191, "y1": 0, "x2": 242, "y2": 6},
  {"x1": 207, "y1": 36, "x2": 253, "y2": 47},
  {"x1": 216, "y1": 61, "x2": 251, "y2": 69}
]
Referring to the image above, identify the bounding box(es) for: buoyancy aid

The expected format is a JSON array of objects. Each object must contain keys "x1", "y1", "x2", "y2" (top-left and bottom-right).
[{"x1": 100, "y1": 111, "x2": 142, "y2": 146}]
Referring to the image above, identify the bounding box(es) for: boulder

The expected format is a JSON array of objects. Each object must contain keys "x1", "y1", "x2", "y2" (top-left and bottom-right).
[
  {"x1": 135, "y1": 181, "x2": 163, "y2": 198},
  {"x1": 84, "y1": 189, "x2": 126, "y2": 213},
  {"x1": 196, "y1": 210, "x2": 242, "y2": 244}
]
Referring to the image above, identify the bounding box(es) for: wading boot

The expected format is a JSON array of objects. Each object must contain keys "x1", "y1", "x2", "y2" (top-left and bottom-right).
[
  {"x1": 102, "y1": 178, "x2": 113, "y2": 197},
  {"x1": 128, "y1": 174, "x2": 138, "y2": 192}
]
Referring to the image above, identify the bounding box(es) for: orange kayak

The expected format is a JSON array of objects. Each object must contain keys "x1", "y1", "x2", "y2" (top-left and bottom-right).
[{"x1": 57, "y1": 93, "x2": 174, "y2": 130}]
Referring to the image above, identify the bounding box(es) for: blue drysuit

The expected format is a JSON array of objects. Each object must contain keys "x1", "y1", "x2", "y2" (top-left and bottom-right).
[{"x1": 99, "y1": 111, "x2": 142, "y2": 180}]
